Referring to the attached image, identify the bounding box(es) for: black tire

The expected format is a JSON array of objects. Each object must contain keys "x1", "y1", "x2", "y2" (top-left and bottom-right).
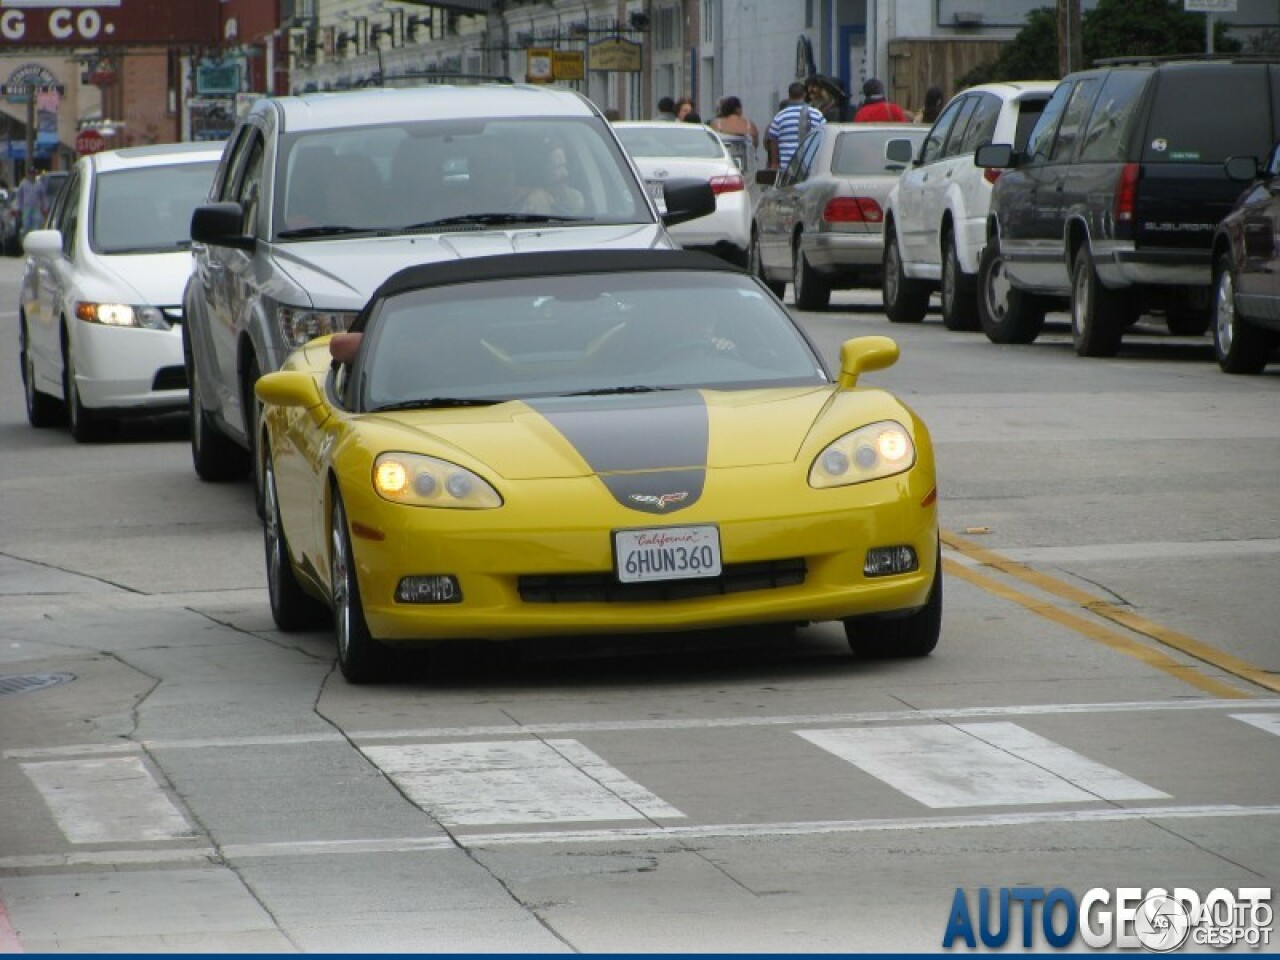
[
  {"x1": 750, "y1": 229, "x2": 786, "y2": 299},
  {"x1": 882, "y1": 227, "x2": 930, "y2": 324},
  {"x1": 792, "y1": 238, "x2": 831, "y2": 310},
  {"x1": 186, "y1": 328, "x2": 251, "y2": 482},
  {"x1": 1070, "y1": 246, "x2": 1126, "y2": 358},
  {"x1": 245, "y1": 354, "x2": 266, "y2": 519},
  {"x1": 62, "y1": 326, "x2": 101, "y2": 443},
  {"x1": 1213, "y1": 254, "x2": 1274, "y2": 374},
  {"x1": 978, "y1": 242, "x2": 1045, "y2": 344},
  {"x1": 845, "y1": 545, "x2": 942, "y2": 659},
  {"x1": 940, "y1": 230, "x2": 979, "y2": 331},
  {"x1": 330, "y1": 490, "x2": 391, "y2": 684},
  {"x1": 20, "y1": 315, "x2": 61, "y2": 428},
  {"x1": 263, "y1": 450, "x2": 328, "y2": 631}
]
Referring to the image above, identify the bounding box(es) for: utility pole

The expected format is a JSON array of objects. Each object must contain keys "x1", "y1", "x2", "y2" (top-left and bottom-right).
[
  {"x1": 1058, "y1": 0, "x2": 1083, "y2": 77},
  {"x1": 25, "y1": 85, "x2": 36, "y2": 175}
]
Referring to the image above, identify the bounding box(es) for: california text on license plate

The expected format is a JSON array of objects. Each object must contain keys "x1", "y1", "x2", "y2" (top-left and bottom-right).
[{"x1": 614, "y1": 525, "x2": 722, "y2": 584}]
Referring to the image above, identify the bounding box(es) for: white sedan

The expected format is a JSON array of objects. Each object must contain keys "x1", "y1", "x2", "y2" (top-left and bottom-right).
[
  {"x1": 614, "y1": 121, "x2": 752, "y2": 267},
  {"x1": 19, "y1": 141, "x2": 222, "y2": 441}
]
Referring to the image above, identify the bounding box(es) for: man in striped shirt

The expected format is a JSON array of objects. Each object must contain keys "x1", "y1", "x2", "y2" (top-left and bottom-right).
[{"x1": 765, "y1": 82, "x2": 826, "y2": 170}]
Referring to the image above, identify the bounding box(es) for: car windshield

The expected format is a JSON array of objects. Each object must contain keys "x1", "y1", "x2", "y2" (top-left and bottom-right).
[
  {"x1": 356, "y1": 270, "x2": 827, "y2": 411},
  {"x1": 273, "y1": 117, "x2": 650, "y2": 239},
  {"x1": 614, "y1": 126, "x2": 726, "y2": 159},
  {"x1": 91, "y1": 161, "x2": 218, "y2": 254}
]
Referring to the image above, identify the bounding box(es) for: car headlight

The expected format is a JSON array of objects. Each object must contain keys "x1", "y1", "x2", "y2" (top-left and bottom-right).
[
  {"x1": 373, "y1": 452, "x2": 502, "y2": 509},
  {"x1": 809, "y1": 420, "x2": 915, "y2": 488},
  {"x1": 278, "y1": 306, "x2": 358, "y2": 349},
  {"x1": 75, "y1": 301, "x2": 169, "y2": 330}
]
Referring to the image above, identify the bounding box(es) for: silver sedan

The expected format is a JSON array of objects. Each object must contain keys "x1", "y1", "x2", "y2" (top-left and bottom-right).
[{"x1": 752, "y1": 122, "x2": 927, "y2": 310}]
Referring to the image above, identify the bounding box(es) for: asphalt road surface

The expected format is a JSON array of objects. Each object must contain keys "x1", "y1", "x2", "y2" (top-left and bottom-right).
[{"x1": 1, "y1": 252, "x2": 1277, "y2": 952}]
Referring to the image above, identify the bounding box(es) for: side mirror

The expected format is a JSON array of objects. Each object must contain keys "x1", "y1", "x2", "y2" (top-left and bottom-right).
[
  {"x1": 255, "y1": 370, "x2": 324, "y2": 409},
  {"x1": 974, "y1": 143, "x2": 1015, "y2": 169},
  {"x1": 885, "y1": 138, "x2": 916, "y2": 164},
  {"x1": 1224, "y1": 156, "x2": 1260, "y2": 182},
  {"x1": 190, "y1": 202, "x2": 255, "y2": 251},
  {"x1": 22, "y1": 229, "x2": 62, "y2": 257},
  {"x1": 837, "y1": 336, "x2": 899, "y2": 389},
  {"x1": 661, "y1": 177, "x2": 716, "y2": 226},
  {"x1": 756, "y1": 168, "x2": 779, "y2": 187}
]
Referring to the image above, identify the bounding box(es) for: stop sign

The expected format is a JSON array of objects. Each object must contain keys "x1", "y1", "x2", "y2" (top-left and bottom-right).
[{"x1": 75, "y1": 129, "x2": 105, "y2": 155}]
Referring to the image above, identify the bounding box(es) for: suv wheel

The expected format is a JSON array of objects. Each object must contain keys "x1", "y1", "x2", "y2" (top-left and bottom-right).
[
  {"x1": 793, "y1": 238, "x2": 831, "y2": 310},
  {"x1": 1213, "y1": 254, "x2": 1274, "y2": 374},
  {"x1": 883, "y1": 228, "x2": 929, "y2": 323},
  {"x1": 977, "y1": 243, "x2": 1044, "y2": 344},
  {"x1": 1070, "y1": 247, "x2": 1127, "y2": 358},
  {"x1": 187, "y1": 330, "x2": 251, "y2": 482},
  {"x1": 940, "y1": 231, "x2": 979, "y2": 331}
]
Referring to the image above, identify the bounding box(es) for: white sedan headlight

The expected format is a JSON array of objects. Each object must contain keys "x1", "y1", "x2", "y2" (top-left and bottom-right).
[
  {"x1": 278, "y1": 306, "x2": 358, "y2": 349},
  {"x1": 809, "y1": 420, "x2": 915, "y2": 488},
  {"x1": 373, "y1": 452, "x2": 502, "y2": 509},
  {"x1": 75, "y1": 301, "x2": 169, "y2": 330}
]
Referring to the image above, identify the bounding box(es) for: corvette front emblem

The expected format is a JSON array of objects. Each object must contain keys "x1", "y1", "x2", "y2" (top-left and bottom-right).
[{"x1": 629, "y1": 491, "x2": 688, "y2": 509}]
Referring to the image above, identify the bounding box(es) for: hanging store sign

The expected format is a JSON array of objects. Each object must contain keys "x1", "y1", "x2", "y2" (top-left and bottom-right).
[
  {"x1": 525, "y1": 47, "x2": 553, "y2": 84},
  {"x1": 588, "y1": 37, "x2": 641, "y2": 73},
  {"x1": 553, "y1": 50, "x2": 584, "y2": 81}
]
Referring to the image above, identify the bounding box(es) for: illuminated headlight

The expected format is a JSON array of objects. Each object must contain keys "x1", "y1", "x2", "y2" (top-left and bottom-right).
[
  {"x1": 278, "y1": 306, "x2": 358, "y2": 348},
  {"x1": 809, "y1": 420, "x2": 915, "y2": 488},
  {"x1": 373, "y1": 452, "x2": 502, "y2": 509},
  {"x1": 75, "y1": 301, "x2": 169, "y2": 330}
]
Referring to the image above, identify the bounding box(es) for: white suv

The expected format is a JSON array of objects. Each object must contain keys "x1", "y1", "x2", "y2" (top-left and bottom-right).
[{"x1": 880, "y1": 81, "x2": 1056, "y2": 329}]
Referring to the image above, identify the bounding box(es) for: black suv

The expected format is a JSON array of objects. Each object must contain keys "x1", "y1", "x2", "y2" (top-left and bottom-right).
[{"x1": 976, "y1": 57, "x2": 1280, "y2": 356}]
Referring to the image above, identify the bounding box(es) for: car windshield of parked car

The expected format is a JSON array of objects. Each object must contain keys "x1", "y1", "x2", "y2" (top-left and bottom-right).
[
  {"x1": 614, "y1": 126, "x2": 726, "y2": 159},
  {"x1": 91, "y1": 162, "x2": 218, "y2": 254},
  {"x1": 831, "y1": 129, "x2": 925, "y2": 175},
  {"x1": 274, "y1": 117, "x2": 649, "y2": 239},
  {"x1": 355, "y1": 270, "x2": 827, "y2": 411}
]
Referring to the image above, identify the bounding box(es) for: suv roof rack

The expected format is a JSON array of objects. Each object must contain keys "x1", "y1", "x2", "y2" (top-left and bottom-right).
[{"x1": 1092, "y1": 53, "x2": 1280, "y2": 67}]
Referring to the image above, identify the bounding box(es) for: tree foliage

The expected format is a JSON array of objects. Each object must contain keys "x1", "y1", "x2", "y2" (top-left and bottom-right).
[{"x1": 957, "y1": 0, "x2": 1241, "y2": 88}]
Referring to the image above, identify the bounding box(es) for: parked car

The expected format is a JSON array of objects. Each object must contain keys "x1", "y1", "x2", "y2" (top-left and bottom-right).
[
  {"x1": 613, "y1": 121, "x2": 752, "y2": 266},
  {"x1": 0, "y1": 188, "x2": 19, "y2": 256},
  {"x1": 751, "y1": 122, "x2": 928, "y2": 310},
  {"x1": 976, "y1": 57, "x2": 1280, "y2": 356},
  {"x1": 1209, "y1": 150, "x2": 1280, "y2": 373},
  {"x1": 18, "y1": 142, "x2": 223, "y2": 441},
  {"x1": 255, "y1": 248, "x2": 941, "y2": 682},
  {"x1": 183, "y1": 84, "x2": 714, "y2": 508},
  {"x1": 881, "y1": 81, "x2": 1056, "y2": 329}
]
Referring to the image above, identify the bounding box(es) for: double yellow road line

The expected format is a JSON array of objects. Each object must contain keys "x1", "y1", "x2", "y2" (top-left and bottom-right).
[{"x1": 941, "y1": 530, "x2": 1277, "y2": 699}]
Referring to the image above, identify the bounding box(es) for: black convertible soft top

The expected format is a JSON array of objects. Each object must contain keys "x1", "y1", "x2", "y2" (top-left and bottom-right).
[{"x1": 351, "y1": 248, "x2": 740, "y2": 333}]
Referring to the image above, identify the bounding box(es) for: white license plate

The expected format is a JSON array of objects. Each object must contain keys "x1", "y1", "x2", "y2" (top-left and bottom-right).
[
  {"x1": 614, "y1": 525, "x2": 722, "y2": 584},
  {"x1": 645, "y1": 179, "x2": 668, "y2": 213}
]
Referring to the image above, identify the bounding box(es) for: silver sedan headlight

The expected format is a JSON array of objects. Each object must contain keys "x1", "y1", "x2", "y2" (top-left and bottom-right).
[
  {"x1": 809, "y1": 420, "x2": 915, "y2": 489},
  {"x1": 74, "y1": 301, "x2": 169, "y2": 330},
  {"x1": 278, "y1": 306, "x2": 358, "y2": 349}
]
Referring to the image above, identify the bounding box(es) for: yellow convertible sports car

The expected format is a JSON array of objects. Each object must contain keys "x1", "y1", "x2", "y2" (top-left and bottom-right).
[{"x1": 256, "y1": 249, "x2": 940, "y2": 682}]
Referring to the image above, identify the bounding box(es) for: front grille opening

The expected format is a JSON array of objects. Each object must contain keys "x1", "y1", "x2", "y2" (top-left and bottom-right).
[
  {"x1": 519, "y1": 558, "x2": 806, "y2": 603},
  {"x1": 152, "y1": 366, "x2": 188, "y2": 391},
  {"x1": 0, "y1": 673, "x2": 75, "y2": 697}
]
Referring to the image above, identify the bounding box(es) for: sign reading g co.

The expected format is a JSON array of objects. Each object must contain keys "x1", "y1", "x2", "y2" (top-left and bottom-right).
[{"x1": 0, "y1": 0, "x2": 220, "y2": 47}]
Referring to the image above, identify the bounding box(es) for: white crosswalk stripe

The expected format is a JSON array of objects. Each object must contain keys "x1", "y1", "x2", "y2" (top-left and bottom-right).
[
  {"x1": 1232, "y1": 713, "x2": 1280, "y2": 737},
  {"x1": 361, "y1": 739, "x2": 686, "y2": 826},
  {"x1": 20, "y1": 757, "x2": 194, "y2": 844},
  {"x1": 796, "y1": 722, "x2": 1168, "y2": 808}
]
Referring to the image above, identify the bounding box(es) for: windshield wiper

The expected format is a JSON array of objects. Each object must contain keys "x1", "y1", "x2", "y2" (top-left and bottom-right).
[
  {"x1": 401, "y1": 213, "x2": 590, "y2": 230},
  {"x1": 276, "y1": 225, "x2": 372, "y2": 239},
  {"x1": 372, "y1": 397, "x2": 500, "y2": 412},
  {"x1": 563, "y1": 385, "x2": 676, "y2": 396}
]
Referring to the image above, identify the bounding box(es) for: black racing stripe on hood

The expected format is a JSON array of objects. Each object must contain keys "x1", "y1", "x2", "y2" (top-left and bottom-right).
[{"x1": 526, "y1": 392, "x2": 708, "y2": 514}]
